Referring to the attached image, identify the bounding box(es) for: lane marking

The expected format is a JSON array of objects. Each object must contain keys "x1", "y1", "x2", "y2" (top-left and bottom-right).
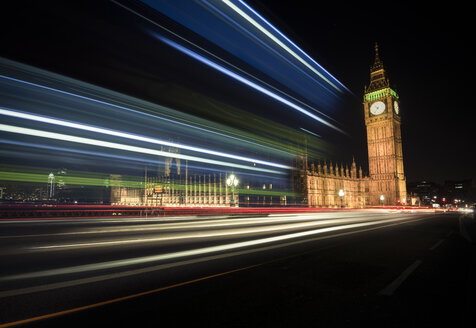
[
  {"x1": 379, "y1": 260, "x2": 422, "y2": 296},
  {"x1": 429, "y1": 238, "x2": 445, "y2": 251},
  {"x1": 0, "y1": 264, "x2": 262, "y2": 328}
]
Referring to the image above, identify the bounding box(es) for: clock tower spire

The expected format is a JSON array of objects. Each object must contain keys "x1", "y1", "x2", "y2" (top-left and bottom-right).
[
  {"x1": 366, "y1": 42, "x2": 390, "y2": 93},
  {"x1": 363, "y1": 43, "x2": 407, "y2": 205}
]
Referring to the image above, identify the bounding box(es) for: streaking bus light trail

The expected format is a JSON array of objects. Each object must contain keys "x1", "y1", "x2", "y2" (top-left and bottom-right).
[
  {"x1": 221, "y1": 0, "x2": 343, "y2": 93},
  {"x1": 0, "y1": 108, "x2": 290, "y2": 170},
  {"x1": 0, "y1": 73, "x2": 293, "y2": 156},
  {"x1": 155, "y1": 35, "x2": 347, "y2": 135},
  {"x1": 233, "y1": 0, "x2": 350, "y2": 93},
  {"x1": 112, "y1": 0, "x2": 340, "y2": 126},
  {"x1": 0, "y1": 124, "x2": 284, "y2": 175}
]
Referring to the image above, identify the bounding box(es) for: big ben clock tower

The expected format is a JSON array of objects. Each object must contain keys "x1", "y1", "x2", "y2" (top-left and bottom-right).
[{"x1": 364, "y1": 43, "x2": 407, "y2": 205}]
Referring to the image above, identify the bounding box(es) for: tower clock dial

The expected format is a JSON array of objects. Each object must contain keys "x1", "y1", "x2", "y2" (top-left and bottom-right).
[
  {"x1": 370, "y1": 101, "x2": 386, "y2": 115},
  {"x1": 394, "y1": 101, "x2": 399, "y2": 114}
]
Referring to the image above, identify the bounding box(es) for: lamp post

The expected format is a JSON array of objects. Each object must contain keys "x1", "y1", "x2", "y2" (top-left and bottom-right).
[
  {"x1": 338, "y1": 189, "x2": 344, "y2": 208},
  {"x1": 380, "y1": 194, "x2": 385, "y2": 207},
  {"x1": 226, "y1": 174, "x2": 239, "y2": 207},
  {"x1": 48, "y1": 173, "x2": 55, "y2": 199}
]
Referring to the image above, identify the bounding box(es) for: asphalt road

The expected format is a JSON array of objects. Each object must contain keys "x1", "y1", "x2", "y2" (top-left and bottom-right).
[{"x1": 0, "y1": 210, "x2": 475, "y2": 327}]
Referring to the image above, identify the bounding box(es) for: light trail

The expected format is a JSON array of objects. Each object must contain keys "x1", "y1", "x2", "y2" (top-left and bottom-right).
[
  {"x1": 2, "y1": 212, "x2": 370, "y2": 238},
  {"x1": 112, "y1": 0, "x2": 341, "y2": 126},
  {"x1": 0, "y1": 213, "x2": 425, "y2": 281},
  {"x1": 0, "y1": 107, "x2": 290, "y2": 170},
  {"x1": 0, "y1": 138, "x2": 179, "y2": 171},
  {"x1": 235, "y1": 0, "x2": 349, "y2": 93},
  {"x1": 300, "y1": 127, "x2": 321, "y2": 138},
  {"x1": 222, "y1": 0, "x2": 343, "y2": 93},
  {"x1": 0, "y1": 73, "x2": 292, "y2": 156},
  {"x1": 23, "y1": 218, "x2": 371, "y2": 249},
  {"x1": 199, "y1": 0, "x2": 340, "y2": 101},
  {"x1": 156, "y1": 35, "x2": 347, "y2": 135},
  {"x1": 0, "y1": 124, "x2": 284, "y2": 175},
  {"x1": 20, "y1": 214, "x2": 388, "y2": 249}
]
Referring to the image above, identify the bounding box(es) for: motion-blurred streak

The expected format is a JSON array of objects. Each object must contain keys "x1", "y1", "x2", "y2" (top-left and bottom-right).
[
  {"x1": 218, "y1": 0, "x2": 343, "y2": 92},
  {"x1": 0, "y1": 124, "x2": 284, "y2": 175},
  {"x1": 0, "y1": 72, "x2": 291, "y2": 156},
  {"x1": 23, "y1": 216, "x2": 397, "y2": 250},
  {"x1": 0, "y1": 55, "x2": 331, "y2": 205},
  {"x1": 137, "y1": 0, "x2": 350, "y2": 111},
  {"x1": 113, "y1": 0, "x2": 341, "y2": 127},
  {"x1": 230, "y1": 0, "x2": 349, "y2": 92},
  {"x1": 0, "y1": 108, "x2": 290, "y2": 170},
  {"x1": 0, "y1": 212, "x2": 426, "y2": 281},
  {"x1": 156, "y1": 35, "x2": 346, "y2": 134},
  {"x1": 0, "y1": 60, "x2": 329, "y2": 160},
  {"x1": 0, "y1": 212, "x2": 372, "y2": 238}
]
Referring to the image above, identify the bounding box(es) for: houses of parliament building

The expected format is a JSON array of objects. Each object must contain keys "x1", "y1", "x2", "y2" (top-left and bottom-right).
[
  {"x1": 111, "y1": 44, "x2": 408, "y2": 208},
  {"x1": 297, "y1": 44, "x2": 407, "y2": 207}
]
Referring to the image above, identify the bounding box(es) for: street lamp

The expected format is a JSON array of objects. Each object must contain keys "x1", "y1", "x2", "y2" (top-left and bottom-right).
[
  {"x1": 338, "y1": 189, "x2": 344, "y2": 208},
  {"x1": 380, "y1": 194, "x2": 385, "y2": 207},
  {"x1": 226, "y1": 174, "x2": 239, "y2": 207},
  {"x1": 48, "y1": 173, "x2": 55, "y2": 199}
]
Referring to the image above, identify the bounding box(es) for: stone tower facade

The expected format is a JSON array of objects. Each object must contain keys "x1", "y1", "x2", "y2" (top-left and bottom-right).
[
  {"x1": 304, "y1": 158, "x2": 370, "y2": 208},
  {"x1": 363, "y1": 43, "x2": 407, "y2": 205},
  {"x1": 299, "y1": 44, "x2": 407, "y2": 208}
]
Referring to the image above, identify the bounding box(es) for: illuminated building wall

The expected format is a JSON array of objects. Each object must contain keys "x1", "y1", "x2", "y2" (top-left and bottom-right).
[
  {"x1": 295, "y1": 157, "x2": 370, "y2": 208},
  {"x1": 363, "y1": 44, "x2": 407, "y2": 205},
  {"x1": 300, "y1": 44, "x2": 407, "y2": 207}
]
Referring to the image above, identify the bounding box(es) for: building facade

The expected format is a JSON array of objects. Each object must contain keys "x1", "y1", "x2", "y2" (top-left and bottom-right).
[
  {"x1": 304, "y1": 159, "x2": 370, "y2": 208},
  {"x1": 110, "y1": 155, "x2": 237, "y2": 207},
  {"x1": 110, "y1": 45, "x2": 407, "y2": 208},
  {"x1": 301, "y1": 44, "x2": 407, "y2": 207},
  {"x1": 364, "y1": 43, "x2": 407, "y2": 205}
]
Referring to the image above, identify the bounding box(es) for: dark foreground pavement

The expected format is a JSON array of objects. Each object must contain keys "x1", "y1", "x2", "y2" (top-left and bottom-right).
[{"x1": 1, "y1": 212, "x2": 475, "y2": 327}]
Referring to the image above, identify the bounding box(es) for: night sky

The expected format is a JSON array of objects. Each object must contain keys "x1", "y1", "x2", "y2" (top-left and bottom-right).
[
  {"x1": 1, "y1": 0, "x2": 473, "y2": 185},
  {"x1": 240, "y1": 0, "x2": 474, "y2": 185}
]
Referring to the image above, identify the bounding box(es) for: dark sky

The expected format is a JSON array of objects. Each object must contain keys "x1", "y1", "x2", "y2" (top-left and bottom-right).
[
  {"x1": 1, "y1": 0, "x2": 473, "y2": 185},
  {"x1": 246, "y1": 0, "x2": 474, "y2": 184}
]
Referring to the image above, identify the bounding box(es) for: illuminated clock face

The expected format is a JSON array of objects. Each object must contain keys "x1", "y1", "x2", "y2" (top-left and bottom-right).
[
  {"x1": 394, "y1": 101, "x2": 399, "y2": 114},
  {"x1": 370, "y1": 101, "x2": 386, "y2": 115}
]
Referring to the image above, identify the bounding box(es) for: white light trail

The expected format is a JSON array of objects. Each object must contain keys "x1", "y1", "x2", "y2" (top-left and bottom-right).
[
  {"x1": 222, "y1": 0, "x2": 342, "y2": 92},
  {"x1": 111, "y1": 0, "x2": 340, "y2": 126},
  {"x1": 24, "y1": 216, "x2": 379, "y2": 249},
  {"x1": 0, "y1": 73, "x2": 291, "y2": 155},
  {"x1": 235, "y1": 0, "x2": 350, "y2": 93},
  {"x1": 0, "y1": 124, "x2": 284, "y2": 174},
  {"x1": 157, "y1": 36, "x2": 347, "y2": 134},
  {"x1": 0, "y1": 108, "x2": 290, "y2": 170},
  {"x1": 0, "y1": 214, "x2": 425, "y2": 281}
]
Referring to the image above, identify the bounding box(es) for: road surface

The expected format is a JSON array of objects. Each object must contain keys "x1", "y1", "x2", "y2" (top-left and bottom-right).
[{"x1": 0, "y1": 210, "x2": 474, "y2": 327}]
